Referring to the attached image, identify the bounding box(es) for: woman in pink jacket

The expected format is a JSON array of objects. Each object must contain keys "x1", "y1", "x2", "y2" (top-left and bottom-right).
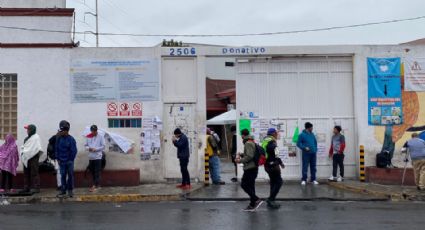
[{"x1": 0, "y1": 134, "x2": 19, "y2": 193}]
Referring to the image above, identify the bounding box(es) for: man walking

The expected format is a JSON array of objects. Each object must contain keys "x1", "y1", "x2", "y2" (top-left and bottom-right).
[
  {"x1": 173, "y1": 128, "x2": 191, "y2": 189},
  {"x1": 404, "y1": 133, "x2": 425, "y2": 190},
  {"x1": 262, "y1": 128, "x2": 284, "y2": 209},
  {"x1": 297, "y1": 122, "x2": 319, "y2": 185},
  {"x1": 56, "y1": 120, "x2": 78, "y2": 198},
  {"x1": 85, "y1": 125, "x2": 105, "y2": 192},
  {"x1": 328, "y1": 125, "x2": 346, "y2": 182},
  {"x1": 206, "y1": 128, "x2": 225, "y2": 185},
  {"x1": 235, "y1": 129, "x2": 263, "y2": 211}
]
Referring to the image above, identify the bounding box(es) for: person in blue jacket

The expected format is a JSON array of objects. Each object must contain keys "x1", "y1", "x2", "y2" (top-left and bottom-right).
[
  {"x1": 172, "y1": 128, "x2": 191, "y2": 189},
  {"x1": 55, "y1": 120, "x2": 78, "y2": 198},
  {"x1": 297, "y1": 122, "x2": 318, "y2": 185}
]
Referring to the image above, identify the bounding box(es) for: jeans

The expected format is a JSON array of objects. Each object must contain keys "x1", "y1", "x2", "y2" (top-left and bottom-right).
[
  {"x1": 332, "y1": 154, "x2": 345, "y2": 178},
  {"x1": 59, "y1": 161, "x2": 74, "y2": 193},
  {"x1": 179, "y1": 158, "x2": 190, "y2": 185},
  {"x1": 302, "y1": 152, "x2": 317, "y2": 181},
  {"x1": 23, "y1": 153, "x2": 40, "y2": 190},
  {"x1": 265, "y1": 165, "x2": 283, "y2": 201},
  {"x1": 89, "y1": 159, "x2": 102, "y2": 187},
  {"x1": 241, "y1": 168, "x2": 259, "y2": 207},
  {"x1": 209, "y1": 155, "x2": 221, "y2": 183}
]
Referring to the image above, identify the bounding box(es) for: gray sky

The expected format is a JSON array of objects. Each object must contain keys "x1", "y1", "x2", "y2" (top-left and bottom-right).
[{"x1": 67, "y1": 0, "x2": 425, "y2": 47}]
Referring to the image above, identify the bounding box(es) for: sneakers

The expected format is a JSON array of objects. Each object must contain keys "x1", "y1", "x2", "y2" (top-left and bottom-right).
[
  {"x1": 0, "y1": 189, "x2": 5, "y2": 193},
  {"x1": 213, "y1": 181, "x2": 225, "y2": 185},
  {"x1": 266, "y1": 200, "x2": 281, "y2": 209},
  {"x1": 244, "y1": 199, "x2": 263, "y2": 212},
  {"x1": 312, "y1": 181, "x2": 319, "y2": 185},
  {"x1": 68, "y1": 190, "x2": 74, "y2": 198},
  {"x1": 301, "y1": 181, "x2": 306, "y2": 186},
  {"x1": 336, "y1": 177, "x2": 344, "y2": 182},
  {"x1": 56, "y1": 191, "x2": 66, "y2": 198},
  {"x1": 182, "y1": 185, "x2": 192, "y2": 190},
  {"x1": 231, "y1": 178, "x2": 238, "y2": 183},
  {"x1": 243, "y1": 205, "x2": 256, "y2": 212},
  {"x1": 89, "y1": 186, "x2": 98, "y2": 193},
  {"x1": 328, "y1": 176, "x2": 337, "y2": 181},
  {"x1": 176, "y1": 184, "x2": 185, "y2": 189}
]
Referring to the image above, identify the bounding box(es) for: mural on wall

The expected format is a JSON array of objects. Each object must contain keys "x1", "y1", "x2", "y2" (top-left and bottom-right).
[{"x1": 375, "y1": 61, "x2": 425, "y2": 162}]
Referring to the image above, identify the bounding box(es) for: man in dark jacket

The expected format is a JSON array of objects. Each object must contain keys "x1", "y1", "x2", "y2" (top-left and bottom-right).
[
  {"x1": 262, "y1": 128, "x2": 284, "y2": 209},
  {"x1": 55, "y1": 120, "x2": 78, "y2": 198},
  {"x1": 173, "y1": 128, "x2": 191, "y2": 189}
]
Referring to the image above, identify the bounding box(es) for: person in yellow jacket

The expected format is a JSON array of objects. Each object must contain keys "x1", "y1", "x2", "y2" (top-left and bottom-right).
[{"x1": 206, "y1": 128, "x2": 225, "y2": 185}]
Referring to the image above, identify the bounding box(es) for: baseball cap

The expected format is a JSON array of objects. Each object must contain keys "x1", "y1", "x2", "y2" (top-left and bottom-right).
[
  {"x1": 59, "y1": 120, "x2": 70, "y2": 132},
  {"x1": 267, "y1": 128, "x2": 277, "y2": 135},
  {"x1": 90, "y1": 125, "x2": 98, "y2": 131}
]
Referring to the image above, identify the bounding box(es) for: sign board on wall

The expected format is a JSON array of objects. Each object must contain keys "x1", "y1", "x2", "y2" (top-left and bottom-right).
[
  {"x1": 106, "y1": 102, "x2": 142, "y2": 117},
  {"x1": 70, "y1": 59, "x2": 159, "y2": 103},
  {"x1": 404, "y1": 58, "x2": 425, "y2": 91},
  {"x1": 367, "y1": 58, "x2": 403, "y2": 126}
]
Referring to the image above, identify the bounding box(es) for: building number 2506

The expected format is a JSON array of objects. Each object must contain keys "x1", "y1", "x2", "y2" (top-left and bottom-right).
[{"x1": 169, "y1": 47, "x2": 196, "y2": 56}]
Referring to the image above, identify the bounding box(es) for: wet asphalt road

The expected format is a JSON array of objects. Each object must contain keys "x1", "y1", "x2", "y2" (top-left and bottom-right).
[{"x1": 0, "y1": 201, "x2": 425, "y2": 230}]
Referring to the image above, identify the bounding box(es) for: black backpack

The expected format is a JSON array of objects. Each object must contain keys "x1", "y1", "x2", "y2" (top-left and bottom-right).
[
  {"x1": 47, "y1": 135, "x2": 57, "y2": 160},
  {"x1": 253, "y1": 143, "x2": 266, "y2": 166},
  {"x1": 376, "y1": 151, "x2": 390, "y2": 168}
]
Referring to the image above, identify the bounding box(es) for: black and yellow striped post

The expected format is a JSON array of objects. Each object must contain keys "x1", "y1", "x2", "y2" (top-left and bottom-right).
[
  {"x1": 204, "y1": 149, "x2": 210, "y2": 186},
  {"x1": 359, "y1": 145, "x2": 365, "y2": 182}
]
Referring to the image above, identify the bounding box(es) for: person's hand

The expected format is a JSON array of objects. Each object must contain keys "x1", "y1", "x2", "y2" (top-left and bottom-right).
[
  {"x1": 172, "y1": 136, "x2": 177, "y2": 142},
  {"x1": 305, "y1": 147, "x2": 310, "y2": 152}
]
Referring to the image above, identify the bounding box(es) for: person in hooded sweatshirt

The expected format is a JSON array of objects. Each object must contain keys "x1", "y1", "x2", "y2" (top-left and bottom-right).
[
  {"x1": 20, "y1": 124, "x2": 43, "y2": 194},
  {"x1": 0, "y1": 134, "x2": 19, "y2": 193},
  {"x1": 55, "y1": 120, "x2": 78, "y2": 198}
]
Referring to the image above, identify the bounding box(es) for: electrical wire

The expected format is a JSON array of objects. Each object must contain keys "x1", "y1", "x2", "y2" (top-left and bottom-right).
[{"x1": 0, "y1": 15, "x2": 424, "y2": 37}]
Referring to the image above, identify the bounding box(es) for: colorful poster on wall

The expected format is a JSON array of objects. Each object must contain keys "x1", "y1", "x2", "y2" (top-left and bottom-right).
[
  {"x1": 404, "y1": 58, "x2": 425, "y2": 91},
  {"x1": 367, "y1": 57, "x2": 403, "y2": 125}
]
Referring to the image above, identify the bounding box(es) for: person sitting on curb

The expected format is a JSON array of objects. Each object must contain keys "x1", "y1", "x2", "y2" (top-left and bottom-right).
[
  {"x1": 206, "y1": 128, "x2": 225, "y2": 185},
  {"x1": 404, "y1": 133, "x2": 425, "y2": 191}
]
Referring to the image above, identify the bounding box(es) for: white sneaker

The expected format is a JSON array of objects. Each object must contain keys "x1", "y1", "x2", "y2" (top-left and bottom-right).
[
  {"x1": 337, "y1": 177, "x2": 343, "y2": 182},
  {"x1": 312, "y1": 180, "x2": 319, "y2": 185},
  {"x1": 328, "y1": 176, "x2": 336, "y2": 181},
  {"x1": 301, "y1": 181, "x2": 306, "y2": 186}
]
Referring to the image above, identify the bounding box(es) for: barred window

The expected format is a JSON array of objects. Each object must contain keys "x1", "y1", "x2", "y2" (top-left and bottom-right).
[
  {"x1": 0, "y1": 74, "x2": 18, "y2": 139},
  {"x1": 108, "y1": 118, "x2": 141, "y2": 128}
]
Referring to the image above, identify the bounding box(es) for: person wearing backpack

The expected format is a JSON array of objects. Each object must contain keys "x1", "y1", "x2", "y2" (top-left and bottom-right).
[
  {"x1": 262, "y1": 128, "x2": 284, "y2": 209},
  {"x1": 328, "y1": 125, "x2": 346, "y2": 182},
  {"x1": 56, "y1": 120, "x2": 78, "y2": 198},
  {"x1": 206, "y1": 128, "x2": 225, "y2": 185},
  {"x1": 297, "y1": 122, "x2": 319, "y2": 185},
  {"x1": 235, "y1": 129, "x2": 263, "y2": 212},
  {"x1": 47, "y1": 132, "x2": 62, "y2": 190}
]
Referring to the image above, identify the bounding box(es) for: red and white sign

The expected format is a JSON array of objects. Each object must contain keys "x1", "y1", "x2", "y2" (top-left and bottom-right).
[
  {"x1": 107, "y1": 102, "x2": 118, "y2": 116},
  {"x1": 119, "y1": 102, "x2": 130, "y2": 116},
  {"x1": 132, "y1": 102, "x2": 143, "y2": 116}
]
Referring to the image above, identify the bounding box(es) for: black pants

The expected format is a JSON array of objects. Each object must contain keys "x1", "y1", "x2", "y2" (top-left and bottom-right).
[
  {"x1": 241, "y1": 167, "x2": 259, "y2": 206},
  {"x1": 332, "y1": 154, "x2": 345, "y2": 177},
  {"x1": 179, "y1": 158, "x2": 190, "y2": 185},
  {"x1": 89, "y1": 159, "x2": 102, "y2": 187},
  {"x1": 23, "y1": 154, "x2": 40, "y2": 190},
  {"x1": 1, "y1": 170, "x2": 14, "y2": 190},
  {"x1": 265, "y1": 165, "x2": 283, "y2": 201}
]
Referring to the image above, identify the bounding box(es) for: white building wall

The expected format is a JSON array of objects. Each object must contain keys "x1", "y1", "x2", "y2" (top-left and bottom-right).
[
  {"x1": 0, "y1": 16, "x2": 73, "y2": 43},
  {"x1": 0, "y1": 0, "x2": 65, "y2": 8},
  {"x1": 205, "y1": 57, "x2": 236, "y2": 80}
]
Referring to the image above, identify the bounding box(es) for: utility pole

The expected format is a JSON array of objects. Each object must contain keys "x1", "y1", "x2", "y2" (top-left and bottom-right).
[{"x1": 95, "y1": 0, "x2": 99, "y2": 47}]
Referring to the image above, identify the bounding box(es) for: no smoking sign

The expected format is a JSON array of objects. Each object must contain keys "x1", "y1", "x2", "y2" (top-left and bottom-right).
[
  {"x1": 132, "y1": 102, "x2": 142, "y2": 116},
  {"x1": 107, "y1": 102, "x2": 118, "y2": 116}
]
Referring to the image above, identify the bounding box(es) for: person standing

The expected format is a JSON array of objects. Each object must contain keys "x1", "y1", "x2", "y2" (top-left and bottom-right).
[
  {"x1": 235, "y1": 129, "x2": 263, "y2": 212},
  {"x1": 206, "y1": 128, "x2": 225, "y2": 185},
  {"x1": 262, "y1": 128, "x2": 284, "y2": 209},
  {"x1": 173, "y1": 128, "x2": 191, "y2": 189},
  {"x1": 0, "y1": 134, "x2": 19, "y2": 193},
  {"x1": 56, "y1": 120, "x2": 78, "y2": 198},
  {"x1": 297, "y1": 122, "x2": 319, "y2": 185},
  {"x1": 328, "y1": 125, "x2": 346, "y2": 182},
  {"x1": 85, "y1": 125, "x2": 105, "y2": 192},
  {"x1": 47, "y1": 132, "x2": 62, "y2": 190},
  {"x1": 404, "y1": 133, "x2": 425, "y2": 190},
  {"x1": 20, "y1": 124, "x2": 43, "y2": 194},
  {"x1": 230, "y1": 126, "x2": 238, "y2": 183}
]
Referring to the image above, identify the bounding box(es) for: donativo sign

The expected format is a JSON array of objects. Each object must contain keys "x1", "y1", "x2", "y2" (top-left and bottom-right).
[
  {"x1": 70, "y1": 59, "x2": 159, "y2": 103},
  {"x1": 222, "y1": 47, "x2": 266, "y2": 55}
]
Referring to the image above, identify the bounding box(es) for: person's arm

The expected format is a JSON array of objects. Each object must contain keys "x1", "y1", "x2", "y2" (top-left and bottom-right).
[
  {"x1": 296, "y1": 134, "x2": 305, "y2": 150},
  {"x1": 55, "y1": 137, "x2": 59, "y2": 160},
  {"x1": 208, "y1": 136, "x2": 218, "y2": 150},
  {"x1": 240, "y1": 143, "x2": 255, "y2": 164},
  {"x1": 70, "y1": 138, "x2": 78, "y2": 161},
  {"x1": 339, "y1": 135, "x2": 346, "y2": 154},
  {"x1": 96, "y1": 136, "x2": 106, "y2": 152},
  {"x1": 329, "y1": 142, "x2": 334, "y2": 157}
]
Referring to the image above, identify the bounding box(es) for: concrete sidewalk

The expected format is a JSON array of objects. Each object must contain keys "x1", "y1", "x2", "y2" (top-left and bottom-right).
[
  {"x1": 0, "y1": 184, "x2": 203, "y2": 204},
  {"x1": 187, "y1": 181, "x2": 388, "y2": 201},
  {"x1": 327, "y1": 180, "x2": 425, "y2": 201}
]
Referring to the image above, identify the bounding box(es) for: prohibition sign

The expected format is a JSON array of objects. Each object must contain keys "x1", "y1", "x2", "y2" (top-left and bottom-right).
[{"x1": 107, "y1": 102, "x2": 118, "y2": 116}]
